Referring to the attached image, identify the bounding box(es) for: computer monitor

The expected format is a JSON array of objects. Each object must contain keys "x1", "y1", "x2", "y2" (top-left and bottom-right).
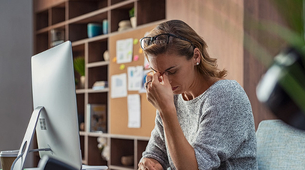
[{"x1": 12, "y1": 41, "x2": 82, "y2": 170}]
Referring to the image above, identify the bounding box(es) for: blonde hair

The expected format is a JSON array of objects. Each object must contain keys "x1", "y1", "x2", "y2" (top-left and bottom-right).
[{"x1": 143, "y1": 20, "x2": 227, "y2": 78}]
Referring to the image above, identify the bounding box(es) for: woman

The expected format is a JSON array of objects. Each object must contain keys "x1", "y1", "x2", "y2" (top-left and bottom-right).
[{"x1": 138, "y1": 20, "x2": 257, "y2": 170}]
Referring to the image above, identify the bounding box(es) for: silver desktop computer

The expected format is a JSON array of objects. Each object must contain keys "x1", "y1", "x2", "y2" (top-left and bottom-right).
[{"x1": 11, "y1": 41, "x2": 107, "y2": 170}]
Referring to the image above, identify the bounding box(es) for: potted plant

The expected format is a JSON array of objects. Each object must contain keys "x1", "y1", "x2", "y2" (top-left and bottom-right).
[
  {"x1": 129, "y1": 7, "x2": 136, "y2": 28},
  {"x1": 73, "y1": 57, "x2": 85, "y2": 89}
]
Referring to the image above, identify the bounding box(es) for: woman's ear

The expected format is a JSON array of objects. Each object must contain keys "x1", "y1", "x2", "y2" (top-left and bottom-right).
[{"x1": 193, "y1": 48, "x2": 201, "y2": 65}]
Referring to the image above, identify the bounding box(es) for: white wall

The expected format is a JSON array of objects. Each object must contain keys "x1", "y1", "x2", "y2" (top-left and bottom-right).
[{"x1": 0, "y1": 0, "x2": 33, "y2": 167}]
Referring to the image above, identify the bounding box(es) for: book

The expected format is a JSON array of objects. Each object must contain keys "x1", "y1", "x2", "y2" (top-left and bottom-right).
[
  {"x1": 50, "y1": 29, "x2": 65, "y2": 47},
  {"x1": 92, "y1": 81, "x2": 108, "y2": 90},
  {"x1": 86, "y1": 104, "x2": 107, "y2": 133}
]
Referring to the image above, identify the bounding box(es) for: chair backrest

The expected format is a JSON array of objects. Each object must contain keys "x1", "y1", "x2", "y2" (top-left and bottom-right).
[{"x1": 256, "y1": 119, "x2": 305, "y2": 170}]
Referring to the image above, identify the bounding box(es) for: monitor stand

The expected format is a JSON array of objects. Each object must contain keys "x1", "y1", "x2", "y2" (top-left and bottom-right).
[
  {"x1": 11, "y1": 106, "x2": 108, "y2": 170},
  {"x1": 11, "y1": 106, "x2": 48, "y2": 170}
]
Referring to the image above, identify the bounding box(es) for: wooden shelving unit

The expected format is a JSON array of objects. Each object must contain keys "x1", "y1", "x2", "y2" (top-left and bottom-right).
[{"x1": 33, "y1": 0, "x2": 165, "y2": 169}]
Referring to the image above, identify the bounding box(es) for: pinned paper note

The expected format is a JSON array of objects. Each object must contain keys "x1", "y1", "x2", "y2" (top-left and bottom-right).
[
  {"x1": 134, "y1": 55, "x2": 139, "y2": 61},
  {"x1": 128, "y1": 94, "x2": 141, "y2": 128},
  {"x1": 120, "y1": 64, "x2": 125, "y2": 70},
  {"x1": 112, "y1": 57, "x2": 117, "y2": 62},
  {"x1": 111, "y1": 73, "x2": 127, "y2": 98},
  {"x1": 133, "y1": 39, "x2": 138, "y2": 45},
  {"x1": 116, "y1": 38, "x2": 133, "y2": 64},
  {"x1": 128, "y1": 66, "x2": 143, "y2": 91},
  {"x1": 144, "y1": 63, "x2": 150, "y2": 69},
  {"x1": 139, "y1": 70, "x2": 151, "y2": 93},
  {"x1": 139, "y1": 48, "x2": 143, "y2": 54}
]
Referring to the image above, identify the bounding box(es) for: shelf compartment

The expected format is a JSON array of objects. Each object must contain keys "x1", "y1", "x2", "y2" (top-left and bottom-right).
[
  {"x1": 70, "y1": 10, "x2": 108, "y2": 25},
  {"x1": 77, "y1": 93, "x2": 85, "y2": 131},
  {"x1": 136, "y1": 140, "x2": 148, "y2": 165},
  {"x1": 51, "y1": 2, "x2": 66, "y2": 25},
  {"x1": 88, "y1": 93, "x2": 108, "y2": 107},
  {"x1": 69, "y1": 23, "x2": 88, "y2": 42},
  {"x1": 87, "y1": 92, "x2": 108, "y2": 134},
  {"x1": 35, "y1": 32, "x2": 49, "y2": 54},
  {"x1": 88, "y1": 39, "x2": 108, "y2": 63},
  {"x1": 69, "y1": 11, "x2": 108, "y2": 42},
  {"x1": 36, "y1": 9, "x2": 49, "y2": 30},
  {"x1": 110, "y1": 138, "x2": 134, "y2": 168},
  {"x1": 110, "y1": 2, "x2": 134, "y2": 33},
  {"x1": 88, "y1": 66, "x2": 108, "y2": 89},
  {"x1": 88, "y1": 136, "x2": 108, "y2": 165},
  {"x1": 136, "y1": 0, "x2": 166, "y2": 26},
  {"x1": 72, "y1": 43, "x2": 85, "y2": 58},
  {"x1": 72, "y1": 48, "x2": 85, "y2": 90},
  {"x1": 68, "y1": 0, "x2": 108, "y2": 20}
]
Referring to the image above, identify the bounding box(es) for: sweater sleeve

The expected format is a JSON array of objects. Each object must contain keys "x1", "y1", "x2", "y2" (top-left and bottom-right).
[
  {"x1": 192, "y1": 85, "x2": 256, "y2": 170},
  {"x1": 141, "y1": 111, "x2": 169, "y2": 170}
]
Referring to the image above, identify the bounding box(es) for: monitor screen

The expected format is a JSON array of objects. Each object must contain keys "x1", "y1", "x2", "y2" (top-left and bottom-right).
[{"x1": 31, "y1": 41, "x2": 81, "y2": 169}]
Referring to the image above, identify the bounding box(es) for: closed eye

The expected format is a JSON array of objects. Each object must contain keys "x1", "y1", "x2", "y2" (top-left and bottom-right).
[
  {"x1": 149, "y1": 66, "x2": 177, "y2": 75},
  {"x1": 167, "y1": 70, "x2": 177, "y2": 75}
]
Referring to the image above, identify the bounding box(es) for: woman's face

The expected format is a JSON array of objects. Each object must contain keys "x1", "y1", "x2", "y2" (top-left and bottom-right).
[{"x1": 147, "y1": 52, "x2": 197, "y2": 94}]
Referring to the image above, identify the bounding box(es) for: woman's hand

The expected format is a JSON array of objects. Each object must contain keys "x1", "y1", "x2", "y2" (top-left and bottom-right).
[
  {"x1": 138, "y1": 158, "x2": 163, "y2": 170},
  {"x1": 145, "y1": 72, "x2": 175, "y2": 115}
]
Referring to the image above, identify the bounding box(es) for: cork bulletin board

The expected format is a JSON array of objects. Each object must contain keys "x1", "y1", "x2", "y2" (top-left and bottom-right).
[{"x1": 109, "y1": 24, "x2": 158, "y2": 137}]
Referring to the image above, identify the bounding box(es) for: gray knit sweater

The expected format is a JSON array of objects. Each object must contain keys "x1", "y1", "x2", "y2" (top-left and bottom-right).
[{"x1": 142, "y1": 80, "x2": 258, "y2": 170}]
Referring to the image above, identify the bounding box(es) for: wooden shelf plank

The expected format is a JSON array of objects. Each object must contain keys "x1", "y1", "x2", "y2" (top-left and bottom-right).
[
  {"x1": 68, "y1": 7, "x2": 109, "y2": 24},
  {"x1": 36, "y1": 27, "x2": 50, "y2": 34},
  {"x1": 87, "y1": 61, "x2": 109, "y2": 68},
  {"x1": 36, "y1": 21, "x2": 67, "y2": 34},
  {"x1": 87, "y1": 88, "x2": 109, "y2": 93},
  {"x1": 71, "y1": 34, "x2": 109, "y2": 46},
  {"x1": 79, "y1": 132, "x2": 150, "y2": 141},
  {"x1": 76, "y1": 88, "x2": 110, "y2": 94},
  {"x1": 108, "y1": 19, "x2": 165, "y2": 37},
  {"x1": 88, "y1": 132, "x2": 109, "y2": 137},
  {"x1": 72, "y1": 40, "x2": 87, "y2": 47},
  {"x1": 110, "y1": 134, "x2": 150, "y2": 141},
  {"x1": 87, "y1": 34, "x2": 109, "y2": 43},
  {"x1": 79, "y1": 131, "x2": 86, "y2": 136},
  {"x1": 51, "y1": 21, "x2": 67, "y2": 29},
  {"x1": 109, "y1": 0, "x2": 136, "y2": 10},
  {"x1": 76, "y1": 89, "x2": 86, "y2": 94}
]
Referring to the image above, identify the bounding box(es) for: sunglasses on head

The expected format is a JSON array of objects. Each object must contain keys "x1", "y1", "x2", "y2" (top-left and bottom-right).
[{"x1": 140, "y1": 33, "x2": 193, "y2": 49}]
